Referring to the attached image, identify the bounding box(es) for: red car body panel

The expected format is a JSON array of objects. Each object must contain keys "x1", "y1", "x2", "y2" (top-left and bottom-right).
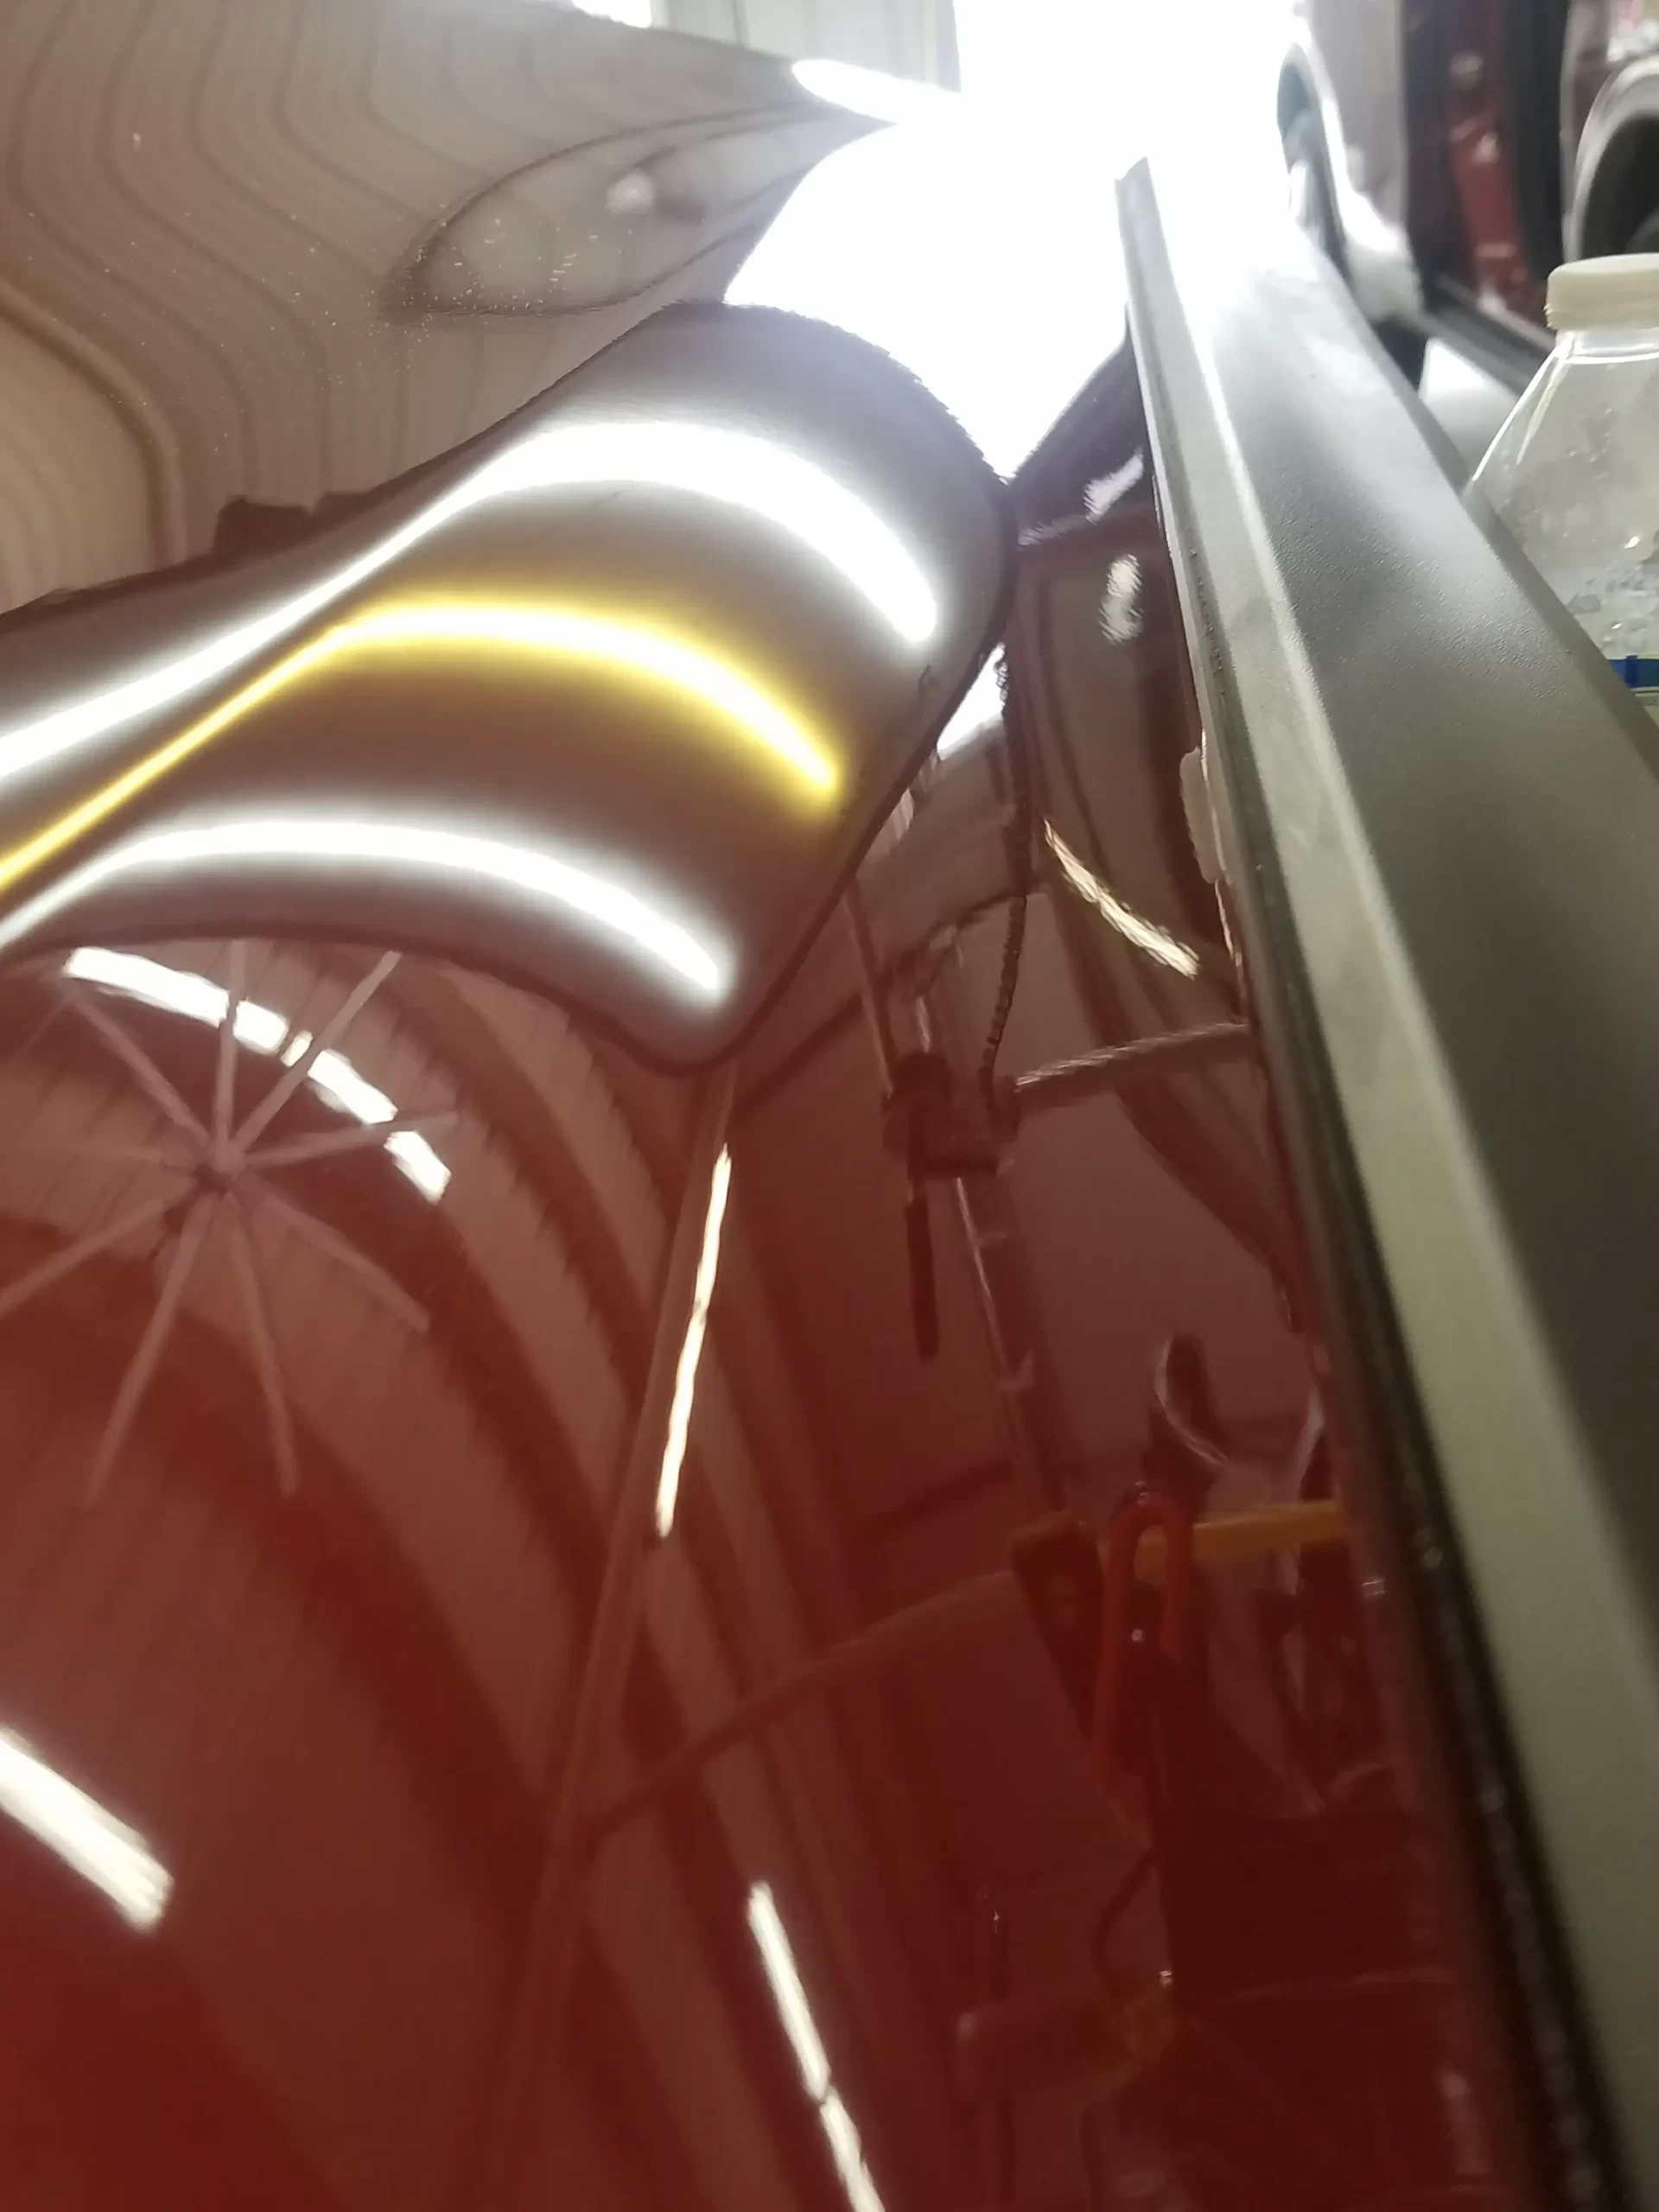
[{"x1": 0, "y1": 3, "x2": 1619, "y2": 2210}]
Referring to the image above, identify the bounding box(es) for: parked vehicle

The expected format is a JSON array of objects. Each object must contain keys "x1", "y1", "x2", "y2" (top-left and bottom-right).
[{"x1": 1281, "y1": 0, "x2": 1659, "y2": 386}]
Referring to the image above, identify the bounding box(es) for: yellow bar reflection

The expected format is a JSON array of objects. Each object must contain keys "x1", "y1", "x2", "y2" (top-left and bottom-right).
[
  {"x1": 1134, "y1": 1498, "x2": 1348, "y2": 1583},
  {"x1": 0, "y1": 600, "x2": 839, "y2": 901}
]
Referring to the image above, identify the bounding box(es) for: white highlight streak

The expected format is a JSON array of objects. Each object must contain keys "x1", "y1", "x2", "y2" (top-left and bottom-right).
[
  {"x1": 79, "y1": 820, "x2": 729, "y2": 1003},
  {"x1": 0, "y1": 1729, "x2": 169, "y2": 1929},
  {"x1": 65, "y1": 947, "x2": 453, "y2": 1198},
  {"x1": 792, "y1": 59, "x2": 956, "y2": 128},
  {"x1": 746, "y1": 1882, "x2": 832, "y2": 2102},
  {"x1": 654, "y1": 1145, "x2": 731, "y2": 1538},
  {"x1": 495, "y1": 423, "x2": 935, "y2": 646}
]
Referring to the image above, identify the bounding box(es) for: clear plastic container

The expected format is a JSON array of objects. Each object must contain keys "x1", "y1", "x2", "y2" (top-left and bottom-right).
[{"x1": 1470, "y1": 255, "x2": 1659, "y2": 715}]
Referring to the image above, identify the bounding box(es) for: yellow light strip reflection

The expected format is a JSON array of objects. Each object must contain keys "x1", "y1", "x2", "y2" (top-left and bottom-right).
[
  {"x1": 339, "y1": 604, "x2": 839, "y2": 798},
  {"x1": 747, "y1": 1882, "x2": 832, "y2": 2100},
  {"x1": 0, "y1": 601, "x2": 837, "y2": 903},
  {"x1": 1044, "y1": 822, "x2": 1201, "y2": 979}
]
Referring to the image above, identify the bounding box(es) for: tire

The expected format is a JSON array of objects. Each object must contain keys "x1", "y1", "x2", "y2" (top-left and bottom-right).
[{"x1": 1626, "y1": 207, "x2": 1659, "y2": 253}]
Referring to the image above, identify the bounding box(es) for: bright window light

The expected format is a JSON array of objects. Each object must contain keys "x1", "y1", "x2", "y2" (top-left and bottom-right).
[
  {"x1": 308, "y1": 1048, "x2": 393, "y2": 1126},
  {"x1": 792, "y1": 59, "x2": 955, "y2": 129},
  {"x1": 747, "y1": 1882, "x2": 885, "y2": 2212},
  {"x1": 0, "y1": 1727, "x2": 169, "y2": 1929},
  {"x1": 952, "y1": 0, "x2": 1122, "y2": 106},
  {"x1": 654, "y1": 1145, "x2": 732, "y2": 1538},
  {"x1": 65, "y1": 947, "x2": 454, "y2": 1198},
  {"x1": 569, "y1": 0, "x2": 652, "y2": 22}
]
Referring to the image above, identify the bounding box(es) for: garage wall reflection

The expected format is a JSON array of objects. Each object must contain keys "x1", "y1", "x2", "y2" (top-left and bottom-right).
[{"x1": 0, "y1": 1727, "x2": 170, "y2": 1930}]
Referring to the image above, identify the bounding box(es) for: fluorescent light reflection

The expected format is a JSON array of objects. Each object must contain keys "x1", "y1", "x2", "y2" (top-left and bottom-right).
[
  {"x1": 54, "y1": 819, "x2": 729, "y2": 1004},
  {"x1": 0, "y1": 1727, "x2": 169, "y2": 1929},
  {"x1": 820, "y1": 2091, "x2": 886, "y2": 2212},
  {"x1": 747, "y1": 1882, "x2": 885, "y2": 2212},
  {"x1": 0, "y1": 416, "x2": 908, "y2": 802},
  {"x1": 311, "y1": 602, "x2": 839, "y2": 799},
  {"x1": 63, "y1": 946, "x2": 452, "y2": 1199},
  {"x1": 1044, "y1": 823, "x2": 1201, "y2": 978},
  {"x1": 654, "y1": 1145, "x2": 731, "y2": 1538}
]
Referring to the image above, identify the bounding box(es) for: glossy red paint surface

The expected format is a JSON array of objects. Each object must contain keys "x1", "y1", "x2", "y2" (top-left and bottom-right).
[
  {"x1": 0, "y1": 3, "x2": 1528, "y2": 2209},
  {"x1": 1441, "y1": 0, "x2": 1540, "y2": 311}
]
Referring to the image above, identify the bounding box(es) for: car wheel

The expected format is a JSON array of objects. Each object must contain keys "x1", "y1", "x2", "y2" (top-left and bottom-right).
[{"x1": 1283, "y1": 107, "x2": 1342, "y2": 265}]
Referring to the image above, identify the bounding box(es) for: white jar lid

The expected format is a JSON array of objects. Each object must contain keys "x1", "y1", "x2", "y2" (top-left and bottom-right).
[{"x1": 1547, "y1": 254, "x2": 1659, "y2": 330}]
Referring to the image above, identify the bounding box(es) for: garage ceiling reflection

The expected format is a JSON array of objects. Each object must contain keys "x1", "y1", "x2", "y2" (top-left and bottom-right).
[{"x1": 0, "y1": 305, "x2": 1008, "y2": 1069}]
